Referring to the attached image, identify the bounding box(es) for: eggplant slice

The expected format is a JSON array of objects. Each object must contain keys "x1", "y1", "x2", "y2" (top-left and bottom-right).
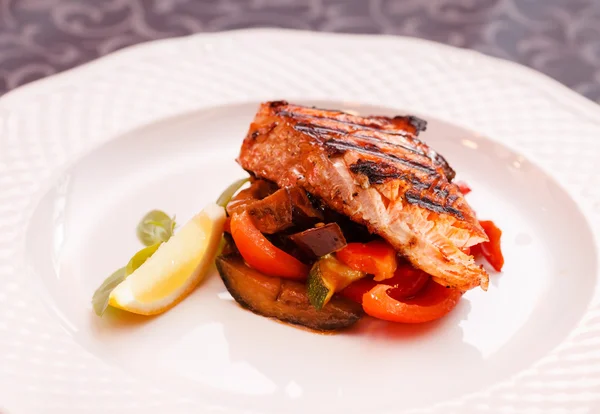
[
  {"x1": 289, "y1": 223, "x2": 347, "y2": 257},
  {"x1": 216, "y1": 253, "x2": 363, "y2": 331},
  {"x1": 237, "y1": 186, "x2": 324, "y2": 234}
]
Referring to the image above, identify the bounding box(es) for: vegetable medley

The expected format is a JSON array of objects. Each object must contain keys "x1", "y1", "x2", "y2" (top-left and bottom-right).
[{"x1": 217, "y1": 177, "x2": 504, "y2": 330}]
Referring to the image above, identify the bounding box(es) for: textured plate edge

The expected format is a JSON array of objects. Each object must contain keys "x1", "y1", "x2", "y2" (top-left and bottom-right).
[{"x1": 1, "y1": 28, "x2": 600, "y2": 119}]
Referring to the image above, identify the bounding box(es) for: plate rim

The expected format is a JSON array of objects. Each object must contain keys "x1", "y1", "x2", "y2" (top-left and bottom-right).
[{"x1": 2, "y1": 28, "x2": 600, "y2": 116}]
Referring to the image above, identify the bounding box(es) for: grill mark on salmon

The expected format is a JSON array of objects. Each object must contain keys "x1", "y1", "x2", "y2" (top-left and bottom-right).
[
  {"x1": 348, "y1": 159, "x2": 404, "y2": 185},
  {"x1": 294, "y1": 123, "x2": 428, "y2": 157},
  {"x1": 286, "y1": 111, "x2": 419, "y2": 137},
  {"x1": 349, "y1": 159, "x2": 464, "y2": 218},
  {"x1": 290, "y1": 114, "x2": 454, "y2": 181},
  {"x1": 404, "y1": 192, "x2": 464, "y2": 218},
  {"x1": 238, "y1": 101, "x2": 490, "y2": 291},
  {"x1": 322, "y1": 139, "x2": 438, "y2": 175},
  {"x1": 271, "y1": 100, "x2": 427, "y2": 134}
]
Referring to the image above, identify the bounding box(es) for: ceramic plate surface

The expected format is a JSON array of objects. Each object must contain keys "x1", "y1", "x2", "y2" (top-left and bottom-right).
[{"x1": 1, "y1": 29, "x2": 599, "y2": 414}]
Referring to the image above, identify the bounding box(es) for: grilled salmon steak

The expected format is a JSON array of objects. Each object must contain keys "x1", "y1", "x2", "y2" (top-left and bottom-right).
[{"x1": 237, "y1": 101, "x2": 489, "y2": 291}]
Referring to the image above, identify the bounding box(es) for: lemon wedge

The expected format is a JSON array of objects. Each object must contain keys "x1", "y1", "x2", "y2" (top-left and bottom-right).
[{"x1": 108, "y1": 202, "x2": 226, "y2": 315}]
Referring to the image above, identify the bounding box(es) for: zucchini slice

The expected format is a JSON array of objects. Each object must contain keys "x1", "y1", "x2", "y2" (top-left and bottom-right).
[{"x1": 307, "y1": 254, "x2": 366, "y2": 309}]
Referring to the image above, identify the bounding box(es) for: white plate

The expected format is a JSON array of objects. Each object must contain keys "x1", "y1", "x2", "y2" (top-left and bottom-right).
[{"x1": 1, "y1": 29, "x2": 599, "y2": 414}]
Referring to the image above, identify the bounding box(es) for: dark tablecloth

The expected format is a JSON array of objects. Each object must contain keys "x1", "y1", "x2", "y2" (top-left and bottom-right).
[{"x1": 1, "y1": 0, "x2": 599, "y2": 102}]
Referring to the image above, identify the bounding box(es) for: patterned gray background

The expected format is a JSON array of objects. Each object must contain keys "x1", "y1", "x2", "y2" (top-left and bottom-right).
[{"x1": 1, "y1": 0, "x2": 600, "y2": 102}]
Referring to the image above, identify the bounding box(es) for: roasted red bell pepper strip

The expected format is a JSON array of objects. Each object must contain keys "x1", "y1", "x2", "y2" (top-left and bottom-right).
[
  {"x1": 472, "y1": 220, "x2": 504, "y2": 272},
  {"x1": 336, "y1": 240, "x2": 397, "y2": 281},
  {"x1": 339, "y1": 277, "x2": 377, "y2": 304},
  {"x1": 340, "y1": 262, "x2": 430, "y2": 304},
  {"x1": 230, "y1": 210, "x2": 308, "y2": 279},
  {"x1": 386, "y1": 264, "x2": 430, "y2": 300},
  {"x1": 455, "y1": 181, "x2": 471, "y2": 195},
  {"x1": 362, "y1": 279, "x2": 463, "y2": 324}
]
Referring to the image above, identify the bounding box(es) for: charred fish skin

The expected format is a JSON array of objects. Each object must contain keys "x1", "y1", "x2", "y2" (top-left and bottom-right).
[{"x1": 238, "y1": 101, "x2": 489, "y2": 291}]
